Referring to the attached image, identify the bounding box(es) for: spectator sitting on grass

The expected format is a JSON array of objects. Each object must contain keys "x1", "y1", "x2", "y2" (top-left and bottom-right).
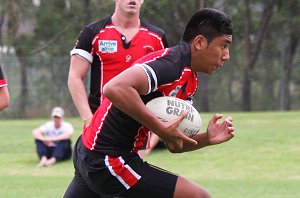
[{"x1": 32, "y1": 107, "x2": 74, "y2": 167}]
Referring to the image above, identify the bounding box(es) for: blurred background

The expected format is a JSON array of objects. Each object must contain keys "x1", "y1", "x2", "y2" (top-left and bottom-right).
[{"x1": 0, "y1": 0, "x2": 299, "y2": 118}]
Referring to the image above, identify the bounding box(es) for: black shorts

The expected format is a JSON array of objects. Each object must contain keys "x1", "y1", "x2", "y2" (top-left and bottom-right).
[{"x1": 67, "y1": 137, "x2": 178, "y2": 198}]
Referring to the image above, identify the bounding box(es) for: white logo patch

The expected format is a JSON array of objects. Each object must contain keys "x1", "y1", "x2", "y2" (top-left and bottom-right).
[{"x1": 99, "y1": 40, "x2": 117, "y2": 53}]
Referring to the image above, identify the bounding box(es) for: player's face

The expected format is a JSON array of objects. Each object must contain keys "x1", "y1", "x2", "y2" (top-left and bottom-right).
[
  {"x1": 115, "y1": 0, "x2": 144, "y2": 15},
  {"x1": 193, "y1": 34, "x2": 232, "y2": 74}
]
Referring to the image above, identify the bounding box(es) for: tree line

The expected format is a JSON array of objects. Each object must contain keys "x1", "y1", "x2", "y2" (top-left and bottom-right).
[{"x1": 0, "y1": 0, "x2": 299, "y2": 117}]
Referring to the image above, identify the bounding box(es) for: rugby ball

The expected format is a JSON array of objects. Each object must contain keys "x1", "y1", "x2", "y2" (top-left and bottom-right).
[{"x1": 146, "y1": 96, "x2": 202, "y2": 137}]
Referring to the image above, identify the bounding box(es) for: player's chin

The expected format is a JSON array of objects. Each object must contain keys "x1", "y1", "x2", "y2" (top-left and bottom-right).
[
  {"x1": 207, "y1": 68, "x2": 216, "y2": 74},
  {"x1": 126, "y1": 10, "x2": 139, "y2": 15},
  {"x1": 126, "y1": 6, "x2": 139, "y2": 12},
  {"x1": 210, "y1": 65, "x2": 222, "y2": 73}
]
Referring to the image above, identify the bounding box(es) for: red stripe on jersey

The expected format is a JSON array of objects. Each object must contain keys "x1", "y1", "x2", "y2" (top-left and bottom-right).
[
  {"x1": 99, "y1": 55, "x2": 105, "y2": 103},
  {"x1": 158, "y1": 67, "x2": 198, "y2": 100},
  {"x1": 82, "y1": 99, "x2": 112, "y2": 150},
  {"x1": 139, "y1": 27, "x2": 164, "y2": 49},
  {"x1": 134, "y1": 48, "x2": 170, "y2": 65},
  {"x1": 0, "y1": 79, "x2": 7, "y2": 87},
  {"x1": 105, "y1": 156, "x2": 141, "y2": 189},
  {"x1": 132, "y1": 126, "x2": 150, "y2": 153}
]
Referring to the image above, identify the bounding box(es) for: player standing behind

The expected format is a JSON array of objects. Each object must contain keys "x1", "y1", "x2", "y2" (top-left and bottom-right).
[
  {"x1": 0, "y1": 65, "x2": 9, "y2": 111},
  {"x1": 68, "y1": 0, "x2": 168, "y2": 127},
  {"x1": 64, "y1": 8, "x2": 235, "y2": 198}
]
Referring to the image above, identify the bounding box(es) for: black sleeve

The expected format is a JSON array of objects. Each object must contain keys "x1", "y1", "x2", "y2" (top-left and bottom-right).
[
  {"x1": 74, "y1": 26, "x2": 95, "y2": 52},
  {"x1": 148, "y1": 55, "x2": 181, "y2": 86},
  {"x1": 73, "y1": 17, "x2": 110, "y2": 52},
  {"x1": 140, "y1": 52, "x2": 182, "y2": 93}
]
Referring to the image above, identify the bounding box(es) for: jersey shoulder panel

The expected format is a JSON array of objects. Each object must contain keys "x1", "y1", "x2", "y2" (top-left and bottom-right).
[
  {"x1": 138, "y1": 42, "x2": 192, "y2": 93},
  {"x1": 71, "y1": 16, "x2": 112, "y2": 62},
  {"x1": 75, "y1": 16, "x2": 112, "y2": 47},
  {"x1": 84, "y1": 16, "x2": 112, "y2": 34},
  {"x1": 140, "y1": 20, "x2": 168, "y2": 47},
  {"x1": 140, "y1": 20, "x2": 165, "y2": 36}
]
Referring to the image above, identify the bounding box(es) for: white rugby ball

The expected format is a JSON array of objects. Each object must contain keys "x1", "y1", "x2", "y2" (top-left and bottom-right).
[{"x1": 146, "y1": 96, "x2": 202, "y2": 137}]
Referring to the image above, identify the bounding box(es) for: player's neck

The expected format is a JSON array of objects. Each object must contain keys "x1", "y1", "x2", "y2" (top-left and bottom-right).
[{"x1": 112, "y1": 12, "x2": 140, "y2": 29}]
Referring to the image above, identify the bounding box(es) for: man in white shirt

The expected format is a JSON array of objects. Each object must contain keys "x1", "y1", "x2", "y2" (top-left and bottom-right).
[{"x1": 32, "y1": 107, "x2": 74, "y2": 167}]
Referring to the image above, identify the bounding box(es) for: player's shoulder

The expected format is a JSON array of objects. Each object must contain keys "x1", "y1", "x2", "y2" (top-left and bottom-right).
[
  {"x1": 84, "y1": 16, "x2": 112, "y2": 33},
  {"x1": 148, "y1": 43, "x2": 191, "y2": 72},
  {"x1": 140, "y1": 20, "x2": 166, "y2": 36}
]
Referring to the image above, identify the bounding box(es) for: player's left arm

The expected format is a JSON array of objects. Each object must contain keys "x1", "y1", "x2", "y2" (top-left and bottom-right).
[{"x1": 169, "y1": 114, "x2": 235, "y2": 153}]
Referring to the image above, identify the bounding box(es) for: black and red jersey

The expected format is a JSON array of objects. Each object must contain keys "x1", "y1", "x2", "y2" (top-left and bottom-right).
[
  {"x1": 71, "y1": 16, "x2": 168, "y2": 111},
  {"x1": 0, "y1": 66, "x2": 7, "y2": 88},
  {"x1": 82, "y1": 42, "x2": 198, "y2": 156}
]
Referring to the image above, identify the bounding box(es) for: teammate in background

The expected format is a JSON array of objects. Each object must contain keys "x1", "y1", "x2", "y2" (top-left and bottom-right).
[
  {"x1": 0, "y1": 65, "x2": 9, "y2": 111},
  {"x1": 64, "y1": 8, "x2": 235, "y2": 198},
  {"x1": 68, "y1": 0, "x2": 168, "y2": 127},
  {"x1": 32, "y1": 107, "x2": 74, "y2": 167}
]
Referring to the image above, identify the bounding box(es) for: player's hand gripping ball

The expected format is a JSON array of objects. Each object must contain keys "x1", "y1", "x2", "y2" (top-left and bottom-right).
[{"x1": 146, "y1": 96, "x2": 202, "y2": 137}]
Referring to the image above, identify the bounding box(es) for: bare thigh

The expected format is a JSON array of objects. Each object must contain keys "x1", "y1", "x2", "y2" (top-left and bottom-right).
[{"x1": 173, "y1": 176, "x2": 211, "y2": 198}]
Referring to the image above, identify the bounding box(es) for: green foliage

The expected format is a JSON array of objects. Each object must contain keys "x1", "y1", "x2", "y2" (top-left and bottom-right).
[{"x1": 1, "y1": 1, "x2": 300, "y2": 117}]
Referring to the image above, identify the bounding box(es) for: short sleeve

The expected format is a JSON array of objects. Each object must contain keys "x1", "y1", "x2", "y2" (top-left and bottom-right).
[{"x1": 70, "y1": 27, "x2": 94, "y2": 63}]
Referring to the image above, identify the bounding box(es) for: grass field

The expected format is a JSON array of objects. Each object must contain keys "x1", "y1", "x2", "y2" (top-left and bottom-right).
[{"x1": 0, "y1": 111, "x2": 299, "y2": 198}]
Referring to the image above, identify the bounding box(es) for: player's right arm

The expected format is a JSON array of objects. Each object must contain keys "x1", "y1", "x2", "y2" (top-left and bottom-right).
[
  {"x1": 68, "y1": 25, "x2": 97, "y2": 126},
  {"x1": 68, "y1": 55, "x2": 93, "y2": 126},
  {"x1": 103, "y1": 65, "x2": 197, "y2": 151}
]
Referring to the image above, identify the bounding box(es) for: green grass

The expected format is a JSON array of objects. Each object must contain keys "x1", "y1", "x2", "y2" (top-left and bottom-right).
[{"x1": 0, "y1": 112, "x2": 299, "y2": 198}]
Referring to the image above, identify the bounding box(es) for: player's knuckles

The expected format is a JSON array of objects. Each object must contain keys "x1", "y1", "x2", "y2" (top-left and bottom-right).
[{"x1": 225, "y1": 119, "x2": 232, "y2": 125}]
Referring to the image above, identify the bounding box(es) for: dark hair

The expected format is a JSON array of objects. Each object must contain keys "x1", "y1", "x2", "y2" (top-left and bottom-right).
[{"x1": 182, "y1": 8, "x2": 234, "y2": 43}]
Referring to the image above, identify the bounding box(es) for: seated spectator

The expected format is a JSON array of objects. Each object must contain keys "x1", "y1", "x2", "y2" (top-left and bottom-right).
[{"x1": 32, "y1": 107, "x2": 74, "y2": 167}]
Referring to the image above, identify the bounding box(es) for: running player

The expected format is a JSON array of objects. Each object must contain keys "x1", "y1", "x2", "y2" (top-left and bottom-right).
[{"x1": 64, "y1": 8, "x2": 235, "y2": 198}]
